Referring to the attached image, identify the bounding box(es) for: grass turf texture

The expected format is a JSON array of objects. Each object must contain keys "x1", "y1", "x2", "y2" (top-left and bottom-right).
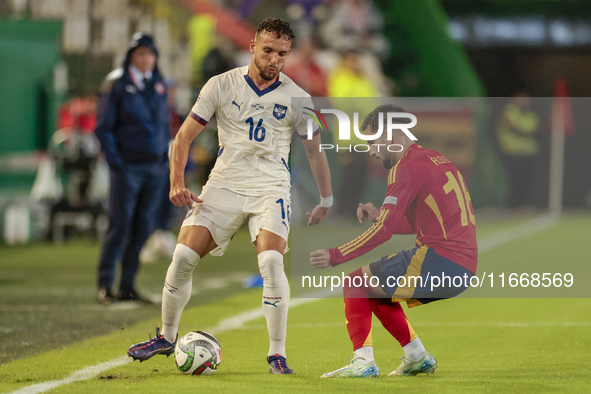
[
  {"x1": 0, "y1": 229, "x2": 261, "y2": 365},
  {"x1": 1, "y1": 213, "x2": 591, "y2": 393}
]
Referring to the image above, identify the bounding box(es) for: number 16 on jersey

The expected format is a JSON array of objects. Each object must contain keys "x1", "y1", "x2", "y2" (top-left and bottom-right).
[{"x1": 246, "y1": 117, "x2": 266, "y2": 142}]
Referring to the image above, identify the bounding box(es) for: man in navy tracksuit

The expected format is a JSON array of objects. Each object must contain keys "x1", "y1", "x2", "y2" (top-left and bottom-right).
[{"x1": 95, "y1": 33, "x2": 170, "y2": 304}]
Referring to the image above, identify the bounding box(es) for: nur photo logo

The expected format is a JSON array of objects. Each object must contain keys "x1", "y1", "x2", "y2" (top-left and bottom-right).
[{"x1": 303, "y1": 108, "x2": 418, "y2": 152}]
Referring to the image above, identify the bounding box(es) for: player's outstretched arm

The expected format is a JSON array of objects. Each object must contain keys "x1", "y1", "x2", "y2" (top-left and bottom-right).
[
  {"x1": 169, "y1": 117, "x2": 205, "y2": 207},
  {"x1": 301, "y1": 133, "x2": 333, "y2": 226},
  {"x1": 310, "y1": 249, "x2": 330, "y2": 269}
]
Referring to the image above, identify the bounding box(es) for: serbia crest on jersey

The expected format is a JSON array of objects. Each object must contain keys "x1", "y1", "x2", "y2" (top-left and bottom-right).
[
  {"x1": 273, "y1": 104, "x2": 288, "y2": 120},
  {"x1": 189, "y1": 66, "x2": 316, "y2": 196}
]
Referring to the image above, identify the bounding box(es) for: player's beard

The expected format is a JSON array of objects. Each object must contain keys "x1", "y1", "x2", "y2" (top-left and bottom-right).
[
  {"x1": 381, "y1": 157, "x2": 394, "y2": 169},
  {"x1": 254, "y1": 57, "x2": 281, "y2": 81}
]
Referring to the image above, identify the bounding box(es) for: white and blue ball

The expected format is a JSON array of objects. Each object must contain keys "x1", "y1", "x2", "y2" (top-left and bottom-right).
[{"x1": 174, "y1": 331, "x2": 222, "y2": 375}]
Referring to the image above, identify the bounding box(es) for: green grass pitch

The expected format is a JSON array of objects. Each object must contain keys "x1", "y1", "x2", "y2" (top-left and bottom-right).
[{"x1": 1, "y1": 214, "x2": 590, "y2": 393}]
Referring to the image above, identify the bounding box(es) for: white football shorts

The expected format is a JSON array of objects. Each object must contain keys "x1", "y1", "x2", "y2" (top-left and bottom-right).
[{"x1": 181, "y1": 185, "x2": 290, "y2": 256}]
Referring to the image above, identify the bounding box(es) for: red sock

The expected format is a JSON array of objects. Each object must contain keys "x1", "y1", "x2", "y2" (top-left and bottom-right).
[
  {"x1": 369, "y1": 298, "x2": 415, "y2": 347},
  {"x1": 343, "y1": 268, "x2": 373, "y2": 351}
]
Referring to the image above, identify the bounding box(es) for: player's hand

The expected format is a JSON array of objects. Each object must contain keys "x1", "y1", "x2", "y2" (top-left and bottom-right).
[
  {"x1": 310, "y1": 249, "x2": 331, "y2": 269},
  {"x1": 357, "y1": 202, "x2": 379, "y2": 223},
  {"x1": 306, "y1": 204, "x2": 331, "y2": 227},
  {"x1": 170, "y1": 185, "x2": 202, "y2": 207}
]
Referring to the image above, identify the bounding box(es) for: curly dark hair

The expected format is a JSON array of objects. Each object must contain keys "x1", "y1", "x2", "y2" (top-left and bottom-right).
[
  {"x1": 361, "y1": 103, "x2": 410, "y2": 134},
  {"x1": 256, "y1": 17, "x2": 295, "y2": 42}
]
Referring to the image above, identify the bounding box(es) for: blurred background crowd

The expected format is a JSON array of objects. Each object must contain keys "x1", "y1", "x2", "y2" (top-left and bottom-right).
[{"x1": 1, "y1": 0, "x2": 591, "y2": 249}]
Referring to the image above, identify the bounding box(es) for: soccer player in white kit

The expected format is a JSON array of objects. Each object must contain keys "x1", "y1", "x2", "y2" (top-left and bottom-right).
[{"x1": 128, "y1": 18, "x2": 333, "y2": 374}]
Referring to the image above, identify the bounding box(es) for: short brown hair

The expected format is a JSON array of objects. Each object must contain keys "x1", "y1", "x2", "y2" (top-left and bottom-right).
[
  {"x1": 361, "y1": 103, "x2": 410, "y2": 134},
  {"x1": 256, "y1": 17, "x2": 295, "y2": 42}
]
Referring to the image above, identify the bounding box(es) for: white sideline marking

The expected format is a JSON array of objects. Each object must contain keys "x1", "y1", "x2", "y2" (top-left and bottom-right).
[
  {"x1": 477, "y1": 214, "x2": 558, "y2": 253},
  {"x1": 8, "y1": 357, "x2": 130, "y2": 394},
  {"x1": 8, "y1": 215, "x2": 558, "y2": 393},
  {"x1": 8, "y1": 290, "x2": 330, "y2": 394},
  {"x1": 207, "y1": 293, "x2": 327, "y2": 335}
]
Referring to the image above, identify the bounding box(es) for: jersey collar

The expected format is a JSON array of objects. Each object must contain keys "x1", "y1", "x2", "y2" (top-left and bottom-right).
[{"x1": 244, "y1": 72, "x2": 282, "y2": 97}]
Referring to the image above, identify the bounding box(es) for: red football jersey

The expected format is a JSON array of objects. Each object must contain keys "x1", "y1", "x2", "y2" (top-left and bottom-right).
[{"x1": 329, "y1": 144, "x2": 478, "y2": 274}]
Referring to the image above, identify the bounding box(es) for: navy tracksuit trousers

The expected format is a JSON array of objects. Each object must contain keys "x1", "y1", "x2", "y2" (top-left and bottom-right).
[{"x1": 97, "y1": 160, "x2": 168, "y2": 290}]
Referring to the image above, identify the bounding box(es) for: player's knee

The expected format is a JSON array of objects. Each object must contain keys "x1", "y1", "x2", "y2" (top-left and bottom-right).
[
  {"x1": 257, "y1": 250, "x2": 284, "y2": 270},
  {"x1": 167, "y1": 244, "x2": 200, "y2": 281},
  {"x1": 257, "y1": 250, "x2": 284, "y2": 284}
]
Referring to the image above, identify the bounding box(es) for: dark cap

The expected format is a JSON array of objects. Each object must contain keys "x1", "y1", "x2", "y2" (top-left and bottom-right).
[
  {"x1": 124, "y1": 33, "x2": 158, "y2": 69},
  {"x1": 128, "y1": 33, "x2": 158, "y2": 56}
]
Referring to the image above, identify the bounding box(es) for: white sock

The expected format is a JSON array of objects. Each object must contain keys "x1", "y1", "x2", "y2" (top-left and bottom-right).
[
  {"x1": 354, "y1": 346, "x2": 375, "y2": 363},
  {"x1": 258, "y1": 250, "x2": 289, "y2": 358},
  {"x1": 161, "y1": 244, "x2": 200, "y2": 343},
  {"x1": 403, "y1": 337, "x2": 426, "y2": 362}
]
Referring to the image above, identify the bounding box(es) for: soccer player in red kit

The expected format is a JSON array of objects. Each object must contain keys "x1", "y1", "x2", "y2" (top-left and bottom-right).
[{"x1": 310, "y1": 104, "x2": 478, "y2": 378}]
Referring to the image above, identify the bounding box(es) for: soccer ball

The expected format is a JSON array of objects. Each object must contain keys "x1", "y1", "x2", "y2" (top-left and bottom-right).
[{"x1": 174, "y1": 331, "x2": 222, "y2": 375}]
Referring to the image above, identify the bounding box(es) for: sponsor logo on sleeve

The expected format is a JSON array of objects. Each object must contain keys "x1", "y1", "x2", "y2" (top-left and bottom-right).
[{"x1": 384, "y1": 196, "x2": 398, "y2": 205}]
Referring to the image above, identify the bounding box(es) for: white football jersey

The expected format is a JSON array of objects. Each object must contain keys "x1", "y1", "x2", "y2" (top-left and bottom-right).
[{"x1": 189, "y1": 66, "x2": 316, "y2": 196}]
